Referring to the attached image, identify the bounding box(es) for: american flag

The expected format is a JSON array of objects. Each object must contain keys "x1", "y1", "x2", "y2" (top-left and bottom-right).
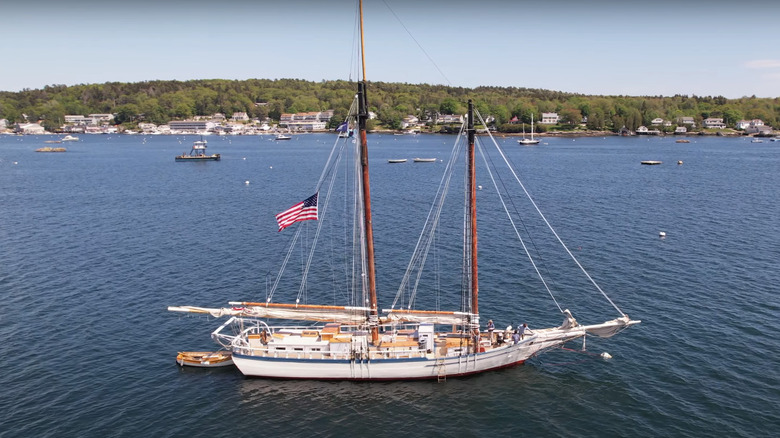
[{"x1": 275, "y1": 193, "x2": 318, "y2": 231}]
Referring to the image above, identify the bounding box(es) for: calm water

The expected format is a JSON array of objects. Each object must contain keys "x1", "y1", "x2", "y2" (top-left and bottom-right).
[{"x1": 1, "y1": 133, "x2": 778, "y2": 437}]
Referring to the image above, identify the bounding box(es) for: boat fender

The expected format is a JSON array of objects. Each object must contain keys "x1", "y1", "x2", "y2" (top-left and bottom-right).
[{"x1": 600, "y1": 352, "x2": 612, "y2": 360}]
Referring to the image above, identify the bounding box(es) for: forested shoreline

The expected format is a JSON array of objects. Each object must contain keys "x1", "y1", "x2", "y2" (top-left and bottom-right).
[{"x1": 0, "y1": 79, "x2": 776, "y2": 133}]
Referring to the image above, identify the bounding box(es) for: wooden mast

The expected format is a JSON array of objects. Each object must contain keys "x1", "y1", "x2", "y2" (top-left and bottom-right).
[
  {"x1": 358, "y1": 0, "x2": 379, "y2": 343},
  {"x1": 467, "y1": 100, "x2": 479, "y2": 321}
]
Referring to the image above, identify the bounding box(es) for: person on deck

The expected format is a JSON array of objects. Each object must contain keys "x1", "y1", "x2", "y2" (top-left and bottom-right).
[
  {"x1": 486, "y1": 320, "x2": 495, "y2": 345},
  {"x1": 520, "y1": 323, "x2": 532, "y2": 339},
  {"x1": 511, "y1": 330, "x2": 521, "y2": 345}
]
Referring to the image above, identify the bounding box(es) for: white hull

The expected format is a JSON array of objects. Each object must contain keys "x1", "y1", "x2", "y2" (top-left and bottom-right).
[{"x1": 230, "y1": 329, "x2": 585, "y2": 380}]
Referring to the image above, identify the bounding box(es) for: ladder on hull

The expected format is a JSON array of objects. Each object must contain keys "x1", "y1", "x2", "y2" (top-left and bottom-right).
[{"x1": 436, "y1": 357, "x2": 447, "y2": 382}]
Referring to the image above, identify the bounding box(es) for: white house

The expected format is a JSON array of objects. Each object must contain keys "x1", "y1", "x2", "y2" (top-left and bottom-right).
[
  {"x1": 675, "y1": 126, "x2": 688, "y2": 133},
  {"x1": 703, "y1": 118, "x2": 726, "y2": 129},
  {"x1": 736, "y1": 119, "x2": 764, "y2": 130},
  {"x1": 540, "y1": 112, "x2": 559, "y2": 124},
  {"x1": 14, "y1": 123, "x2": 45, "y2": 134},
  {"x1": 677, "y1": 116, "x2": 696, "y2": 127},
  {"x1": 651, "y1": 118, "x2": 664, "y2": 125},
  {"x1": 231, "y1": 112, "x2": 249, "y2": 122},
  {"x1": 402, "y1": 115, "x2": 420, "y2": 129},
  {"x1": 88, "y1": 114, "x2": 114, "y2": 123}
]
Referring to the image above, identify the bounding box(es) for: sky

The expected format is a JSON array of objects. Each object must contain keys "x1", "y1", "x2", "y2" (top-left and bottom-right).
[{"x1": 2, "y1": 0, "x2": 779, "y2": 98}]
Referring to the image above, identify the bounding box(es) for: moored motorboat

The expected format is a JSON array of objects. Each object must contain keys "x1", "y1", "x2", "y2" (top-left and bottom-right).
[
  {"x1": 175, "y1": 138, "x2": 220, "y2": 161},
  {"x1": 388, "y1": 159, "x2": 407, "y2": 163},
  {"x1": 413, "y1": 158, "x2": 437, "y2": 162}
]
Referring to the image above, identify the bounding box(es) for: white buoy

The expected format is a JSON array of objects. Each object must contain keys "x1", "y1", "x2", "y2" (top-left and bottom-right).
[
  {"x1": 243, "y1": 157, "x2": 246, "y2": 160},
  {"x1": 600, "y1": 352, "x2": 612, "y2": 360},
  {"x1": 269, "y1": 166, "x2": 273, "y2": 169},
  {"x1": 659, "y1": 231, "x2": 666, "y2": 238},
  {"x1": 478, "y1": 185, "x2": 483, "y2": 190},
  {"x1": 245, "y1": 180, "x2": 250, "y2": 185}
]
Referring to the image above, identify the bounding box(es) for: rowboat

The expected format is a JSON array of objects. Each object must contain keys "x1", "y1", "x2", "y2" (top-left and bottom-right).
[{"x1": 176, "y1": 351, "x2": 233, "y2": 368}]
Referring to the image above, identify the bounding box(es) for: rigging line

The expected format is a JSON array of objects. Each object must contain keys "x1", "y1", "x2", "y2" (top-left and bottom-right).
[
  {"x1": 479, "y1": 113, "x2": 627, "y2": 317},
  {"x1": 391, "y1": 121, "x2": 463, "y2": 309},
  {"x1": 352, "y1": 132, "x2": 369, "y2": 309},
  {"x1": 409, "y1": 128, "x2": 464, "y2": 307},
  {"x1": 379, "y1": 0, "x2": 453, "y2": 87},
  {"x1": 269, "y1": 110, "x2": 355, "y2": 303},
  {"x1": 296, "y1": 137, "x2": 346, "y2": 303},
  {"x1": 462, "y1": 127, "x2": 471, "y2": 314},
  {"x1": 472, "y1": 113, "x2": 563, "y2": 313},
  {"x1": 473, "y1": 110, "x2": 563, "y2": 306},
  {"x1": 349, "y1": 0, "x2": 360, "y2": 83},
  {"x1": 268, "y1": 225, "x2": 303, "y2": 303},
  {"x1": 405, "y1": 122, "x2": 467, "y2": 310},
  {"x1": 315, "y1": 99, "x2": 360, "y2": 193}
]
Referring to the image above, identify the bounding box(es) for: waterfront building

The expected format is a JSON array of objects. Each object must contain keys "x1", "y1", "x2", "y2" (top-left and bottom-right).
[
  {"x1": 703, "y1": 118, "x2": 726, "y2": 129},
  {"x1": 677, "y1": 116, "x2": 696, "y2": 127},
  {"x1": 14, "y1": 123, "x2": 45, "y2": 135},
  {"x1": 541, "y1": 112, "x2": 559, "y2": 124},
  {"x1": 169, "y1": 120, "x2": 216, "y2": 133},
  {"x1": 231, "y1": 112, "x2": 249, "y2": 122}
]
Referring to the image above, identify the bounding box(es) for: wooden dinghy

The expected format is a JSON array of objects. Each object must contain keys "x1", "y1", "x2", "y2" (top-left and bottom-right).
[{"x1": 176, "y1": 351, "x2": 234, "y2": 368}]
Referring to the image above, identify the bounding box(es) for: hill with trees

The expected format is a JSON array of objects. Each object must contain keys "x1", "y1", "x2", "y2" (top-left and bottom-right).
[{"x1": 0, "y1": 79, "x2": 777, "y2": 133}]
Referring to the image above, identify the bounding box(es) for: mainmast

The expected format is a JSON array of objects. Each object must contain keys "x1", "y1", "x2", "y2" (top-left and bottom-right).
[
  {"x1": 358, "y1": 0, "x2": 379, "y2": 343},
  {"x1": 467, "y1": 100, "x2": 479, "y2": 321}
]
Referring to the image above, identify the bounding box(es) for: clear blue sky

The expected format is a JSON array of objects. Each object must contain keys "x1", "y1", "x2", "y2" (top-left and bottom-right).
[{"x1": 2, "y1": 0, "x2": 778, "y2": 98}]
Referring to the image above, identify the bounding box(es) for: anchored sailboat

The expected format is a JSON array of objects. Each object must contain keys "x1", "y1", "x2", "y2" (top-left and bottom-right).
[
  {"x1": 168, "y1": 1, "x2": 639, "y2": 380},
  {"x1": 518, "y1": 113, "x2": 540, "y2": 145}
]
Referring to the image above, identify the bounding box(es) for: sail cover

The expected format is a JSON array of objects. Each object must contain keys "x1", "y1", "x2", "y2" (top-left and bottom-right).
[
  {"x1": 383, "y1": 309, "x2": 473, "y2": 325},
  {"x1": 168, "y1": 303, "x2": 373, "y2": 324}
]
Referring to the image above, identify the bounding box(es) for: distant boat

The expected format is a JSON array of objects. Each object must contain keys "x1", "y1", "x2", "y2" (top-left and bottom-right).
[
  {"x1": 751, "y1": 138, "x2": 763, "y2": 143},
  {"x1": 176, "y1": 351, "x2": 234, "y2": 368},
  {"x1": 36, "y1": 146, "x2": 67, "y2": 152},
  {"x1": 641, "y1": 161, "x2": 663, "y2": 165},
  {"x1": 44, "y1": 140, "x2": 62, "y2": 144},
  {"x1": 61, "y1": 135, "x2": 79, "y2": 142},
  {"x1": 413, "y1": 158, "x2": 437, "y2": 163},
  {"x1": 675, "y1": 139, "x2": 690, "y2": 143},
  {"x1": 175, "y1": 138, "x2": 220, "y2": 161},
  {"x1": 388, "y1": 159, "x2": 408, "y2": 163},
  {"x1": 517, "y1": 113, "x2": 540, "y2": 145},
  {"x1": 275, "y1": 134, "x2": 292, "y2": 140}
]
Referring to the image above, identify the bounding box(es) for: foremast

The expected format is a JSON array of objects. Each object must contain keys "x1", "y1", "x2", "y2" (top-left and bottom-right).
[
  {"x1": 467, "y1": 100, "x2": 479, "y2": 325},
  {"x1": 358, "y1": 0, "x2": 379, "y2": 344}
]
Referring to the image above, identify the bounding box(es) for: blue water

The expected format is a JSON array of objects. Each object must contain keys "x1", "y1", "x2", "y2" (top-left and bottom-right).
[{"x1": 1, "y1": 133, "x2": 778, "y2": 437}]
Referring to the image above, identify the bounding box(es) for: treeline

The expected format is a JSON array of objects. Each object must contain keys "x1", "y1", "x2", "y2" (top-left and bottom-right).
[{"x1": 0, "y1": 79, "x2": 778, "y2": 132}]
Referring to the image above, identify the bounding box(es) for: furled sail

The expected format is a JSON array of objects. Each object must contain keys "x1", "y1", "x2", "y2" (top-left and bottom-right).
[
  {"x1": 168, "y1": 302, "x2": 372, "y2": 324},
  {"x1": 383, "y1": 309, "x2": 474, "y2": 325}
]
